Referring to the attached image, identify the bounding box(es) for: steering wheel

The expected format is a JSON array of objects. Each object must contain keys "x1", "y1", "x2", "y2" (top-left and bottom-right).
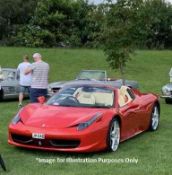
[{"x1": 65, "y1": 96, "x2": 79, "y2": 104}]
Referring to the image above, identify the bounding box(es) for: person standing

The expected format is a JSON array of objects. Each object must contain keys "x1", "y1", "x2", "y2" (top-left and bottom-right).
[
  {"x1": 25, "y1": 53, "x2": 49, "y2": 103},
  {"x1": 17, "y1": 55, "x2": 32, "y2": 107}
]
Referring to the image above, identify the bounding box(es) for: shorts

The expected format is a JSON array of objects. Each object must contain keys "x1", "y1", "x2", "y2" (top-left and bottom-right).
[
  {"x1": 30, "y1": 88, "x2": 48, "y2": 103},
  {"x1": 19, "y1": 86, "x2": 30, "y2": 94}
]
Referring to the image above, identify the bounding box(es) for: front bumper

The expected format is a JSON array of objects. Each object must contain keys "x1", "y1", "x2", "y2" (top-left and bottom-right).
[
  {"x1": 8, "y1": 123, "x2": 108, "y2": 153},
  {"x1": 161, "y1": 95, "x2": 172, "y2": 99}
]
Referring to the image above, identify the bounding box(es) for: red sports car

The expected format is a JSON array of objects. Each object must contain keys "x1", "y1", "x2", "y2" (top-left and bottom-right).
[{"x1": 8, "y1": 84, "x2": 160, "y2": 153}]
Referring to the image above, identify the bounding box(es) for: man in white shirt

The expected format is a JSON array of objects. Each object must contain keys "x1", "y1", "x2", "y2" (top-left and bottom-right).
[{"x1": 17, "y1": 55, "x2": 32, "y2": 107}]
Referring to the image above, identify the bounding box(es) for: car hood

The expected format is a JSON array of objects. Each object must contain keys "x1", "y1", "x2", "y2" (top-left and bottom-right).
[
  {"x1": 162, "y1": 83, "x2": 172, "y2": 89},
  {"x1": 20, "y1": 104, "x2": 111, "y2": 129}
]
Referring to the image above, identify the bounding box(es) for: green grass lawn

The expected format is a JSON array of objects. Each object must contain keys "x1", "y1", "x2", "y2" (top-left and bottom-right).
[{"x1": 0, "y1": 47, "x2": 172, "y2": 175}]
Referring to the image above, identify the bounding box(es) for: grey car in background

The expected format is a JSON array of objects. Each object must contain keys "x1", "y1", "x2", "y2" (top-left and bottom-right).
[
  {"x1": 0, "y1": 68, "x2": 20, "y2": 100},
  {"x1": 48, "y1": 70, "x2": 139, "y2": 95}
]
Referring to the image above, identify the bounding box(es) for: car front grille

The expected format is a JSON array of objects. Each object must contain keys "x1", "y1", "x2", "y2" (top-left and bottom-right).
[
  {"x1": 49, "y1": 139, "x2": 80, "y2": 148},
  {"x1": 12, "y1": 134, "x2": 33, "y2": 144},
  {"x1": 11, "y1": 134, "x2": 80, "y2": 149}
]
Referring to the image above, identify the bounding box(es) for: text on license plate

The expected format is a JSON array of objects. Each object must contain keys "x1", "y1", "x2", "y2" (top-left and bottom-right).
[{"x1": 32, "y1": 133, "x2": 45, "y2": 139}]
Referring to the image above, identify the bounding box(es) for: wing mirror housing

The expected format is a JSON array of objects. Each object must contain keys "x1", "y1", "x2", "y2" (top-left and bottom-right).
[{"x1": 37, "y1": 96, "x2": 46, "y2": 104}]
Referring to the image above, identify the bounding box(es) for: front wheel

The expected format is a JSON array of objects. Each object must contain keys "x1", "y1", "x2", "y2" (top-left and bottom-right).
[
  {"x1": 149, "y1": 105, "x2": 160, "y2": 131},
  {"x1": 107, "y1": 118, "x2": 120, "y2": 152}
]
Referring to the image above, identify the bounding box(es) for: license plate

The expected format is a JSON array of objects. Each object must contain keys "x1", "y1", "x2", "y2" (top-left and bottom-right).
[{"x1": 32, "y1": 133, "x2": 45, "y2": 139}]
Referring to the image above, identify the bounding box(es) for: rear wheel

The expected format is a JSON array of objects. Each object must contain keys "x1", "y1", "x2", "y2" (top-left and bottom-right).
[
  {"x1": 107, "y1": 118, "x2": 120, "y2": 152},
  {"x1": 149, "y1": 105, "x2": 160, "y2": 131}
]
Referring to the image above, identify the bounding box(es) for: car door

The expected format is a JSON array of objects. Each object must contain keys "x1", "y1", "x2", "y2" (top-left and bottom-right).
[
  {"x1": 119, "y1": 101, "x2": 142, "y2": 140},
  {"x1": 118, "y1": 87, "x2": 144, "y2": 140},
  {"x1": 133, "y1": 93, "x2": 153, "y2": 130}
]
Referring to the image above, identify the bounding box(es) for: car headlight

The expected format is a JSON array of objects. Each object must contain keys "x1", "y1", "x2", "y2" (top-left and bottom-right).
[
  {"x1": 12, "y1": 114, "x2": 21, "y2": 125},
  {"x1": 77, "y1": 112, "x2": 102, "y2": 131},
  {"x1": 162, "y1": 87, "x2": 171, "y2": 96}
]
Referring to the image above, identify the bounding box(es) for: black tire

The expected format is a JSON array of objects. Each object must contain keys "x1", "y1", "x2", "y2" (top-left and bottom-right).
[
  {"x1": 0, "y1": 89, "x2": 4, "y2": 101},
  {"x1": 0, "y1": 155, "x2": 6, "y2": 171},
  {"x1": 165, "y1": 98, "x2": 172, "y2": 104},
  {"x1": 107, "y1": 118, "x2": 120, "y2": 152},
  {"x1": 149, "y1": 104, "x2": 160, "y2": 131}
]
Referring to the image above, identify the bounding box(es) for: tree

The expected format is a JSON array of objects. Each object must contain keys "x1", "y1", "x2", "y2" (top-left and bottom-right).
[
  {"x1": 142, "y1": 0, "x2": 172, "y2": 49},
  {"x1": 0, "y1": 0, "x2": 171, "y2": 48},
  {"x1": 103, "y1": 0, "x2": 143, "y2": 80},
  {"x1": 126, "y1": 0, "x2": 172, "y2": 49},
  {"x1": 0, "y1": 0, "x2": 38, "y2": 43},
  {"x1": 14, "y1": 0, "x2": 105, "y2": 47},
  {"x1": 15, "y1": 0, "x2": 90, "y2": 47}
]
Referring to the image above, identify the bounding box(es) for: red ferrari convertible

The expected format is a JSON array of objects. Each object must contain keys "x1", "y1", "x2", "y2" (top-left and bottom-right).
[{"x1": 8, "y1": 84, "x2": 160, "y2": 153}]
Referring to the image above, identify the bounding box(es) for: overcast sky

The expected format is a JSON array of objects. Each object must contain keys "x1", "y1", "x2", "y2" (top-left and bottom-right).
[{"x1": 89, "y1": 0, "x2": 172, "y2": 4}]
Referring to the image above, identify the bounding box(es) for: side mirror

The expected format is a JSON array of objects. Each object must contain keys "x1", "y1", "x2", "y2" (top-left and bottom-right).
[{"x1": 37, "y1": 96, "x2": 46, "y2": 104}]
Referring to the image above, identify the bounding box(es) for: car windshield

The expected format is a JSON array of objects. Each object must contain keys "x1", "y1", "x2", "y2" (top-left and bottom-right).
[
  {"x1": 77, "y1": 70, "x2": 106, "y2": 80},
  {"x1": 0, "y1": 70, "x2": 16, "y2": 80},
  {"x1": 47, "y1": 85, "x2": 114, "y2": 108}
]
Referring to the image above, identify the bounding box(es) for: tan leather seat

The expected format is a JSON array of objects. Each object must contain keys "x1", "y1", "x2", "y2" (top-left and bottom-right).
[
  {"x1": 93, "y1": 92, "x2": 114, "y2": 106},
  {"x1": 77, "y1": 92, "x2": 96, "y2": 105}
]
